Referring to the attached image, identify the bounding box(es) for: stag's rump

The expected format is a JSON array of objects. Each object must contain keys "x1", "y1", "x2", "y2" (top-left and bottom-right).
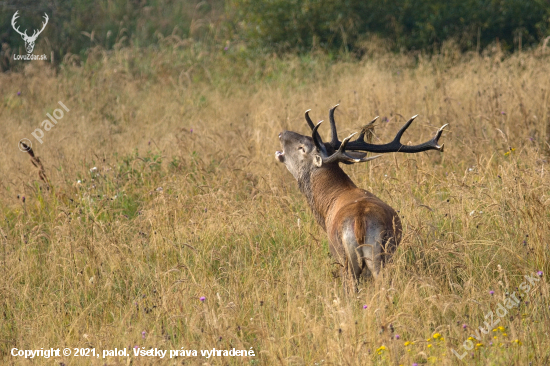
[{"x1": 326, "y1": 193, "x2": 402, "y2": 276}]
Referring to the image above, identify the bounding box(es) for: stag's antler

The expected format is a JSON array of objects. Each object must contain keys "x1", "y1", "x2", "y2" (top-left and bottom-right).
[
  {"x1": 312, "y1": 121, "x2": 380, "y2": 164},
  {"x1": 30, "y1": 13, "x2": 49, "y2": 40},
  {"x1": 11, "y1": 11, "x2": 28, "y2": 38},
  {"x1": 306, "y1": 105, "x2": 448, "y2": 165}
]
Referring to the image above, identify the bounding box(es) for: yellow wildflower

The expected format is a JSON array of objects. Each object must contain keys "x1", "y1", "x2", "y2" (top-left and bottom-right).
[
  {"x1": 514, "y1": 339, "x2": 522, "y2": 345},
  {"x1": 475, "y1": 343, "x2": 483, "y2": 348},
  {"x1": 497, "y1": 326, "x2": 505, "y2": 332},
  {"x1": 433, "y1": 333, "x2": 441, "y2": 339},
  {"x1": 427, "y1": 344, "x2": 432, "y2": 348},
  {"x1": 404, "y1": 341, "x2": 411, "y2": 346},
  {"x1": 376, "y1": 345, "x2": 386, "y2": 352},
  {"x1": 502, "y1": 333, "x2": 508, "y2": 337}
]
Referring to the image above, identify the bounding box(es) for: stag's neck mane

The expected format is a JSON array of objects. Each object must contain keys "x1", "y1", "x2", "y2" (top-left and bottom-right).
[{"x1": 298, "y1": 164, "x2": 357, "y2": 231}]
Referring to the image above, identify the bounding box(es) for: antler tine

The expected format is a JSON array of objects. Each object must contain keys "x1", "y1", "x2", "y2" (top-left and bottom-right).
[
  {"x1": 311, "y1": 121, "x2": 328, "y2": 156},
  {"x1": 323, "y1": 132, "x2": 381, "y2": 165},
  {"x1": 434, "y1": 124, "x2": 448, "y2": 141},
  {"x1": 304, "y1": 109, "x2": 315, "y2": 130},
  {"x1": 306, "y1": 110, "x2": 328, "y2": 156},
  {"x1": 431, "y1": 123, "x2": 448, "y2": 151},
  {"x1": 392, "y1": 115, "x2": 418, "y2": 144},
  {"x1": 328, "y1": 104, "x2": 340, "y2": 147}
]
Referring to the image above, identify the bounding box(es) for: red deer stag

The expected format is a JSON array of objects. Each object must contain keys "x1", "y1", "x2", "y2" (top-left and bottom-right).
[{"x1": 275, "y1": 105, "x2": 447, "y2": 284}]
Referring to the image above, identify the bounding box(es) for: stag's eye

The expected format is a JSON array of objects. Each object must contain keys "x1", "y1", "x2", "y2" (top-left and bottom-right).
[{"x1": 298, "y1": 146, "x2": 305, "y2": 153}]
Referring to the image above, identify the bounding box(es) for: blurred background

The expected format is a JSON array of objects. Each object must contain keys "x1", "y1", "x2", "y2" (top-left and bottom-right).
[{"x1": 2, "y1": 0, "x2": 549, "y2": 71}]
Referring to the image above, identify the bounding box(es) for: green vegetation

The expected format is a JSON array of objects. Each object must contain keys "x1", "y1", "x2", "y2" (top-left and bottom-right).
[
  {"x1": 2, "y1": 0, "x2": 550, "y2": 72},
  {"x1": 232, "y1": 0, "x2": 550, "y2": 52}
]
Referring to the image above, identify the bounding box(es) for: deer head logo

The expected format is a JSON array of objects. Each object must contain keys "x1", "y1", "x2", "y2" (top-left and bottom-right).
[{"x1": 11, "y1": 11, "x2": 49, "y2": 54}]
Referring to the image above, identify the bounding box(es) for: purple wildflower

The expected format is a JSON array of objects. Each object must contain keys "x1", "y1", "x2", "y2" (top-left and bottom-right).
[
  {"x1": 17, "y1": 91, "x2": 21, "y2": 96},
  {"x1": 200, "y1": 296, "x2": 206, "y2": 302},
  {"x1": 363, "y1": 305, "x2": 368, "y2": 309},
  {"x1": 462, "y1": 324, "x2": 467, "y2": 329},
  {"x1": 537, "y1": 271, "x2": 543, "y2": 277},
  {"x1": 395, "y1": 334, "x2": 400, "y2": 340},
  {"x1": 489, "y1": 290, "x2": 495, "y2": 295},
  {"x1": 142, "y1": 331, "x2": 146, "y2": 339}
]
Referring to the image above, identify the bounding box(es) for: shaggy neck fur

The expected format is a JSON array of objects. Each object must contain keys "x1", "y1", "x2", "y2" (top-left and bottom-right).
[{"x1": 297, "y1": 164, "x2": 357, "y2": 231}]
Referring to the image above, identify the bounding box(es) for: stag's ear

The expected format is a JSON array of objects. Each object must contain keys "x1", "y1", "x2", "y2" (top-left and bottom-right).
[{"x1": 313, "y1": 154, "x2": 323, "y2": 168}]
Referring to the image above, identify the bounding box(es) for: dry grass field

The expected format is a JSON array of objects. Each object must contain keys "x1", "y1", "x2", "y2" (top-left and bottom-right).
[{"x1": 1, "y1": 44, "x2": 550, "y2": 365}]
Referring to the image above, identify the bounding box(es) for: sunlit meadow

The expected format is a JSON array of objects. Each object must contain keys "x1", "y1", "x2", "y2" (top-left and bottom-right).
[{"x1": 1, "y1": 42, "x2": 550, "y2": 365}]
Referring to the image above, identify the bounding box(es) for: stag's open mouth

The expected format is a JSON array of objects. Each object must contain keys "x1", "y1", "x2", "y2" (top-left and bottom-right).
[{"x1": 275, "y1": 151, "x2": 285, "y2": 163}]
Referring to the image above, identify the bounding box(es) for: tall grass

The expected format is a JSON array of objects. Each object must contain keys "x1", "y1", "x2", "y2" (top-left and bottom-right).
[{"x1": 1, "y1": 43, "x2": 550, "y2": 365}]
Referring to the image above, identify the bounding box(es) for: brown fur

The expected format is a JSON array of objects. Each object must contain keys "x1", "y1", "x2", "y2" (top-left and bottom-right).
[
  {"x1": 277, "y1": 130, "x2": 402, "y2": 281},
  {"x1": 315, "y1": 165, "x2": 402, "y2": 272}
]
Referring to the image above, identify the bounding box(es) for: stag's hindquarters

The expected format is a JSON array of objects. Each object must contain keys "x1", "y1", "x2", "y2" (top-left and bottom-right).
[{"x1": 327, "y1": 194, "x2": 402, "y2": 280}]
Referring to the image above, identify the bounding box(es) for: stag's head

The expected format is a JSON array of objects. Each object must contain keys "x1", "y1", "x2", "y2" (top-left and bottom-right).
[
  {"x1": 276, "y1": 106, "x2": 383, "y2": 180},
  {"x1": 276, "y1": 130, "x2": 323, "y2": 180},
  {"x1": 11, "y1": 11, "x2": 49, "y2": 54},
  {"x1": 276, "y1": 105, "x2": 448, "y2": 180}
]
